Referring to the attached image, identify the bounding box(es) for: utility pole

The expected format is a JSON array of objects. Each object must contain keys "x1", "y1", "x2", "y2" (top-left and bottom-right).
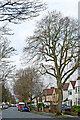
[{"x1": 78, "y1": 1, "x2": 80, "y2": 78}]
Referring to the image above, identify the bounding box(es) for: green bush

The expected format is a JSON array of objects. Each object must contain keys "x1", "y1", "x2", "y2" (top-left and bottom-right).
[
  {"x1": 72, "y1": 105, "x2": 80, "y2": 113},
  {"x1": 27, "y1": 101, "x2": 34, "y2": 104},
  {"x1": 56, "y1": 111, "x2": 62, "y2": 115},
  {"x1": 45, "y1": 105, "x2": 49, "y2": 108},
  {"x1": 65, "y1": 111, "x2": 78, "y2": 116},
  {"x1": 37, "y1": 103, "x2": 44, "y2": 108}
]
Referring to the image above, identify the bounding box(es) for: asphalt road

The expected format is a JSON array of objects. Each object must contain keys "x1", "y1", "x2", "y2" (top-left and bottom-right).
[
  {"x1": 0, "y1": 110, "x2": 2, "y2": 120},
  {"x1": 2, "y1": 107, "x2": 80, "y2": 120},
  {"x1": 2, "y1": 107, "x2": 52, "y2": 118}
]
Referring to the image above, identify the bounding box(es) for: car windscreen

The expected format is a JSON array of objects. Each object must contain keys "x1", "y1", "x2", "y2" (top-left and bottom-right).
[{"x1": 19, "y1": 104, "x2": 25, "y2": 107}]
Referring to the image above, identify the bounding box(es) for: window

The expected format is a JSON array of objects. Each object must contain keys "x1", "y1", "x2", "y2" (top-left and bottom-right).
[
  {"x1": 78, "y1": 98, "x2": 80, "y2": 105},
  {"x1": 75, "y1": 87, "x2": 77, "y2": 94},
  {"x1": 78, "y1": 87, "x2": 80, "y2": 94},
  {"x1": 52, "y1": 94, "x2": 55, "y2": 98},
  {"x1": 68, "y1": 90, "x2": 72, "y2": 95},
  {"x1": 76, "y1": 98, "x2": 77, "y2": 105}
]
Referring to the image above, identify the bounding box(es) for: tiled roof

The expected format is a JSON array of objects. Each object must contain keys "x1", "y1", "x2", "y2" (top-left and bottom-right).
[
  {"x1": 43, "y1": 89, "x2": 53, "y2": 95},
  {"x1": 70, "y1": 81, "x2": 76, "y2": 89},
  {"x1": 43, "y1": 87, "x2": 58, "y2": 95},
  {"x1": 63, "y1": 83, "x2": 69, "y2": 90}
]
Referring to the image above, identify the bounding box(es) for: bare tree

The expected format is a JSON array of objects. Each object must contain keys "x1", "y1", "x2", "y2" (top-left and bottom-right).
[
  {"x1": 0, "y1": 25, "x2": 15, "y2": 82},
  {"x1": 24, "y1": 11, "x2": 79, "y2": 114},
  {"x1": 14, "y1": 67, "x2": 43, "y2": 110},
  {"x1": 2, "y1": 84, "x2": 16, "y2": 103},
  {"x1": 0, "y1": 0, "x2": 46, "y2": 23}
]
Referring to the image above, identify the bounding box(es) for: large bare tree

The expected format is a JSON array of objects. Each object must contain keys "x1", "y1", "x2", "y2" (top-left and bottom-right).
[
  {"x1": 24, "y1": 11, "x2": 79, "y2": 114},
  {"x1": 14, "y1": 67, "x2": 43, "y2": 110},
  {"x1": 0, "y1": 0, "x2": 46, "y2": 23}
]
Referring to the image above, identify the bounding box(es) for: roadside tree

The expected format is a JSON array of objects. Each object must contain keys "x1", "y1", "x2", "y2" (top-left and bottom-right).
[
  {"x1": 0, "y1": 25, "x2": 15, "y2": 82},
  {"x1": 24, "y1": 11, "x2": 79, "y2": 114},
  {"x1": 2, "y1": 84, "x2": 16, "y2": 103},
  {"x1": 14, "y1": 67, "x2": 43, "y2": 110}
]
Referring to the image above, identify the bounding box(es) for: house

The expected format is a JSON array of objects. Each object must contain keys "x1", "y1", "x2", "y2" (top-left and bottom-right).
[
  {"x1": 63, "y1": 83, "x2": 69, "y2": 104},
  {"x1": 52, "y1": 88, "x2": 58, "y2": 103},
  {"x1": 63, "y1": 77, "x2": 80, "y2": 106},
  {"x1": 41, "y1": 87, "x2": 58, "y2": 105},
  {"x1": 67, "y1": 81, "x2": 76, "y2": 106},
  {"x1": 36, "y1": 77, "x2": 80, "y2": 107},
  {"x1": 75, "y1": 77, "x2": 80, "y2": 106}
]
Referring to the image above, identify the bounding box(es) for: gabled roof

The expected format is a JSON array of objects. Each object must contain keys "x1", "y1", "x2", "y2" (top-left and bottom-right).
[
  {"x1": 63, "y1": 83, "x2": 69, "y2": 90},
  {"x1": 43, "y1": 87, "x2": 58, "y2": 95},
  {"x1": 77, "y1": 77, "x2": 80, "y2": 80},
  {"x1": 43, "y1": 89, "x2": 53, "y2": 95},
  {"x1": 70, "y1": 81, "x2": 76, "y2": 89}
]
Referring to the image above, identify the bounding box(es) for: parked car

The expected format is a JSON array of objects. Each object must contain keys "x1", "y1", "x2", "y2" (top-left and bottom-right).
[
  {"x1": 62, "y1": 104, "x2": 71, "y2": 111},
  {"x1": 20, "y1": 106, "x2": 30, "y2": 112},
  {"x1": 12, "y1": 104, "x2": 16, "y2": 107},
  {"x1": 9, "y1": 104, "x2": 12, "y2": 107},
  {"x1": 0, "y1": 105, "x2": 2, "y2": 109},
  {"x1": 18, "y1": 102, "x2": 25, "y2": 111},
  {"x1": 2, "y1": 104, "x2": 8, "y2": 109}
]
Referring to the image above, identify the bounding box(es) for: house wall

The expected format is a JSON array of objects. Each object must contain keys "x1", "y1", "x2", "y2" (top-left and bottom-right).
[
  {"x1": 75, "y1": 80, "x2": 80, "y2": 106},
  {"x1": 52, "y1": 89, "x2": 58, "y2": 103},
  {"x1": 68, "y1": 82, "x2": 75, "y2": 106},
  {"x1": 63, "y1": 90, "x2": 68, "y2": 101},
  {"x1": 46, "y1": 95, "x2": 52, "y2": 101}
]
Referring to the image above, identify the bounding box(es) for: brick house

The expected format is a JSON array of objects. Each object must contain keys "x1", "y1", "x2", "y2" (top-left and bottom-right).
[{"x1": 41, "y1": 87, "x2": 58, "y2": 105}]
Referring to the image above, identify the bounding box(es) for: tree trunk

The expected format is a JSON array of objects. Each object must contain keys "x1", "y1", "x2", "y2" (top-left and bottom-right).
[
  {"x1": 30, "y1": 96, "x2": 32, "y2": 111},
  {"x1": 36, "y1": 97, "x2": 39, "y2": 111},
  {"x1": 57, "y1": 87, "x2": 63, "y2": 114}
]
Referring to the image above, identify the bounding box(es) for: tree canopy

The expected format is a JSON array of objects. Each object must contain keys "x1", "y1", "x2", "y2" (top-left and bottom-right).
[
  {"x1": 14, "y1": 67, "x2": 43, "y2": 103},
  {"x1": 24, "y1": 11, "x2": 79, "y2": 113},
  {"x1": 0, "y1": 0, "x2": 46, "y2": 23}
]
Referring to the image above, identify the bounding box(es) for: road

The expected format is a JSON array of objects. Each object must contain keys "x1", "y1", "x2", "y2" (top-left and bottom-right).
[
  {"x1": 2, "y1": 107, "x2": 80, "y2": 120},
  {"x1": 2, "y1": 107, "x2": 52, "y2": 118},
  {"x1": 0, "y1": 110, "x2": 2, "y2": 120}
]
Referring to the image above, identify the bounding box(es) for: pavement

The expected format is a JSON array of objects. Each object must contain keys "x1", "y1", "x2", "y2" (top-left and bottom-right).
[{"x1": 32, "y1": 111, "x2": 80, "y2": 119}]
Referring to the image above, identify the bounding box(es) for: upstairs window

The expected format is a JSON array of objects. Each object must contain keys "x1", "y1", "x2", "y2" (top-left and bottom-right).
[
  {"x1": 75, "y1": 87, "x2": 77, "y2": 94},
  {"x1": 68, "y1": 90, "x2": 72, "y2": 95}
]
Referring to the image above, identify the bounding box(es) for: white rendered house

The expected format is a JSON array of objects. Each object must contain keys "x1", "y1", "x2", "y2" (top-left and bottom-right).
[
  {"x1": 67, "y1": 81, "x2": 76, "y2": 106},
  {"x1": 75, "y1": 77, "x2": 80, "y2": 106},
  {"x1": 63, "y1": 80, "x2": 80, "y2": 106}
]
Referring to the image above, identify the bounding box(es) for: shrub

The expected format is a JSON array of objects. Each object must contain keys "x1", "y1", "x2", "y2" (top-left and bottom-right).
[
  {"x1": 65, "y1": 111, "x2": 78, "y2": 116},
  {"x1": 72, "y1": 105, "x2": 80, "y2": 113},
  {"x1": 56, "y1": 111, "x2": 62, "y2": 115},
  {"x1": 27, "y1": 101, "x2": 34, "y2": 104},
  {"x1": 37, "y1": 103, "x2": 44, "y2": 108}
]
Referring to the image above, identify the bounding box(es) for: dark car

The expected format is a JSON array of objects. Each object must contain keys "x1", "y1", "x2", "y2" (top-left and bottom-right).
[
  {"x1": 62, "y1": 104, "x2": 71, "y2": 111},
  {"x1": 20, "y1": 106, "x2": 30, "y2": 112}
]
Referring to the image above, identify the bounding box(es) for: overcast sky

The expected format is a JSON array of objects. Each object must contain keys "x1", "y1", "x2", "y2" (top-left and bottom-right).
[
  {"x1": 5, "y1": 0, "x2": 79, "y2": 78},
  {"x1": 2, "y1": 0, "x2": 79, "y2": 89}
]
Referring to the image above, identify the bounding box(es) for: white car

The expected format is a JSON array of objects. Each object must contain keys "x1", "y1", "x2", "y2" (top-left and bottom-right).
[
  {"x1": 0, "y1": 105, "x2": 2, "y2": 109},
  {"x1": 2, "y1": 104, "x2": 8, "y2": 109}
]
